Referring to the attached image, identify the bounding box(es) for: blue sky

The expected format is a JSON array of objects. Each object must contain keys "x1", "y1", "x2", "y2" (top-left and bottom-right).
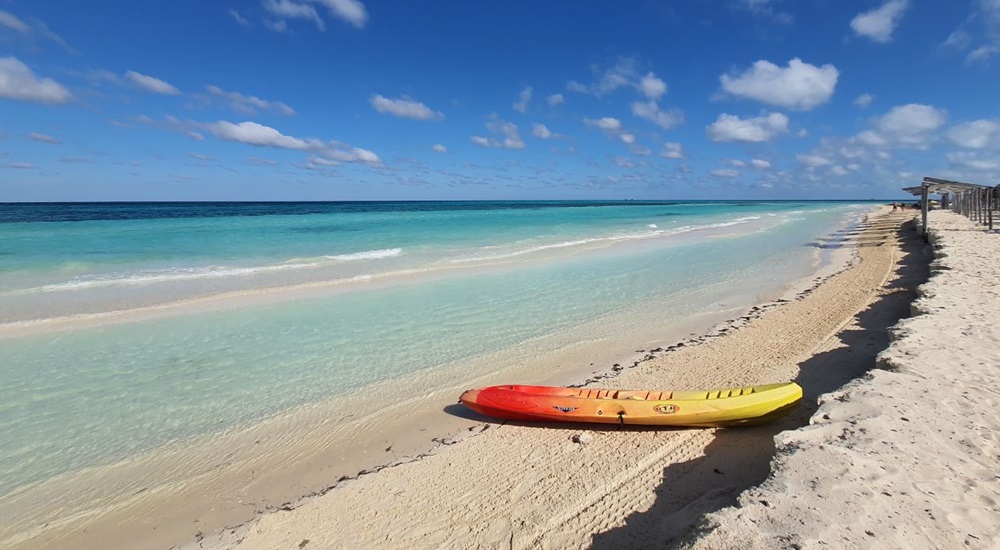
[{"x1": 1, "y1": 0, "x2": 998, "y2": 201}]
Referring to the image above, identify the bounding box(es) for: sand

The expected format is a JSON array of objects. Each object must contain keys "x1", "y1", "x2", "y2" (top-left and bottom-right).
[
  {"x1": 181, "y1": 207, "x2": 935, "y2": 550},
  {"x1": 686, "y1": 209, "x2": 1000, "y2": 550}
]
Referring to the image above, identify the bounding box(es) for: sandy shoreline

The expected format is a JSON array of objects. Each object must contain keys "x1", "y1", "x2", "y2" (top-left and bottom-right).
[
  {"x1": 0, "y1": 209, "x2": 865, "y2": 550},
  {"x1": 686, "y1": 209, "x2": 999, "y2": 549},
  {"x1": 160, "y1": 206, "x2": 924, "y2": 549}
]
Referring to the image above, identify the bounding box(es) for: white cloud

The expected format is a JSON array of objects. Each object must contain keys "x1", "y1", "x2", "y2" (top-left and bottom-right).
[
  {"x1": 631, "y1": 100, "x2": 684, "y2": 129},
  {"x1": 125, "y1": 70, "x2": 181, "y2": 95},
  {"x1": 751, "y1": 158, "x2": 771, "y2": 169},
  {"x1": 947, "y1": 151, "x2": 1000, "y2": 171},
  {"x1": 853, "y1": 93, "x2": 874, "y2": 108},
  {"x1": 532, "y1": 123, "x2": 552, "y2": 139},
  {"x1": 613, "y1": 156, "x2": 635, "y2": 168},
  {"x1": 470, "y1": 115, "x2": 524, "y2": 149},
  {"x1": 0, "y1": 10, "x2": 30, "y2": 33},
  {"x1": 568, "y1": 57, "x2": 671, "y2": 100},
  {"x1": 620, "y1": 133, "x2": 636, "y2": 144},
  {"x1": 546, "y1": 93, "x2": 564, "y2": 106},
  {"x1": 830, "y1": 165, "x2": 850, "y2": 176},
  {"x1": 262, "y1": 0, "x2": 368, "y2": 30},
  {"x1": 738, "y1": 0, "x2": 793, "y2": 23},
  {"x1": 585, "y1": 117, "x2": 623, "y2": 133},
  {"x1": 208, "y1": 120, "x2": 310, "y2": 149},
  {"x1": 864, "y1": 103, "x2": 947, "y2": 148},
  {"x1": 28, "y1": 132, "x2": 59, "y2": 144},
  {"x1": 707, "y1": 112, "x2": 789, "y2": 142},
  {"x1": 851, "y1": 0, "x2": 909, "y2": 43},
  {"x1": 797, "y1": 153, "x2": 834, "y2": 167},
  {"x1": 944, "y1": 1, "x2": 1000, "y2": 65},
  {"x1": 710, "y1": 169, "x2": 740, "y2": 178},
  {"x1": 229, "y1": 9, "x2": 251, "y2": 26},
  {"x1": 206, "y1": 85, "x2": 295, "y2": 115},
  {"x1": 313, "y1": 0, "x2": 368, "y2": 28},
  {"x1": 638, "y1": 72, "x2": 667, "y2": 99},
  {"x1": 431, "y1": 144, "x2": 447, "y2": 153},
  {"x1": 189, "y1": 152, "x2": 214, "y2": 161},
  {"x1": 661, "y1": 142, "x2": 684, "y2": 159},
  {"x1": 513, "y1": 87, "x2": 532, "y2": 113},
  {"x1": 3, "y1": 161, "x2": 35, "y2": 169},
  {"x1": 967, "y1": 45, "x2": 1000, "y2": 64},
  {"x1": 264, "y1": 0, "x2": 324, "y2": 30},
  {"x1": 728, "y1": 159, "x2": 746, "y2": 167},
  {"x1": 0, "y1": 10, "x2": 74, "y2": 52},
  {"x1": 948, "y1": 119, "x2": 1000, "y2": 148},
  {"x1": 0, "y1": 57, "x2": 71, "y2": 104},
  {"x1": 370, "y1": 95, "x2": 441, "y2": 120},
  {"x1": 719, "y1": 58, "x2": 839, "y2": 111}
]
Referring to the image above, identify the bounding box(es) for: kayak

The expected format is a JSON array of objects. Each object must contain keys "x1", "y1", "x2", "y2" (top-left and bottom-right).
[{"x1": 459, "y1": 382, "x2": 802, "y2": 427}]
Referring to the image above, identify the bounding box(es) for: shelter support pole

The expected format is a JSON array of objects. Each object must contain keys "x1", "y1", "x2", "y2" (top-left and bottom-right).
[{"x1": 921, "y1": 184, "x2": 929, "y2": 235}]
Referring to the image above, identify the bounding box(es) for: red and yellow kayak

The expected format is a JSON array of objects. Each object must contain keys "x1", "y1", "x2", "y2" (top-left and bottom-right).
[{"x1": 459, "y1": 382, "x2": 802, "y2": 428}]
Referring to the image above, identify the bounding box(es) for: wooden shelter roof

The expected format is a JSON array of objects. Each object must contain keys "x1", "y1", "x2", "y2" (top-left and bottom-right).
[{"x1": 902, "y1": 176, "x2": 992, "y2": 196}]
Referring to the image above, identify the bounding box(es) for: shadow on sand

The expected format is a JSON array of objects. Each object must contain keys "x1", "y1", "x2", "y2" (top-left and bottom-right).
[{"x1": 586, "y1": 218, "x2": 930, "y2": 549}]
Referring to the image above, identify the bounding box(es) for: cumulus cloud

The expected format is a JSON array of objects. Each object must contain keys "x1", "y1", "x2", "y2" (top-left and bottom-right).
[
  {"x1": 370, "y1": 95, "x2": 442, "y2": 120},
  {"x1": 751, "y1": 158, "x2": 771, "y2": 169},
  {"x1": 661, "y1": 142, "x2": 684, "y2": 159},
  {"x1": 470, "y1": 115, "x2": 524, "y2": 149},
  {"x1": 546, "y1": 93, "x2": 564, "y2": 106},
  {"x1": 707, "y1": 112, "x2": 789, "y2": 142},
  {"x1": 28, "y1": 132, "x2": 59, "y2": 144},
  {"x1": 947, "y1": 119, "x2": 1000, "y2": 148},
  {"x1": 532, "y1": 123, "x2": 553, "y2": 139},
  {"x1": 860, "y1": 103, "x2": 947, "y2": 148},
  {"x1": 513, "y1": 87, "x2": 532, "y2": 113},
  {"x1": 431, "y1": 144, "x2": 447, "y2": 153},
  {"x1": 853, "y1": 93, "x2": 874, "y2": 108},
  {"x1": 208, "y1": 120, "x2": 310, "y2": 149},
  {"x1": 206, "y1": 85, "x2": 295, "y2": 115},
  {"x1": 631, "y1": 101, "x2": 684, "y2": 129},
  {"x1": 0, "y1": 57, "x2": 71, "y2": 104},
  {"x1": 720, "y1": 58, "x2": 838, "y2": 111},
  {"x1": 125, "y1": 70, "x2": 181, "y2": 95},
  {"x1": 567, "y1": 57, "x2": 670, "y2": 100},
  {"x1": 203, "y1": 119, "x2": 379, "y2": 165},
  {"x1": 638, "y1": 73, "x2": 667, "y2": 99},
  {"x1": 851, "y1": 0, "x2": 909, "y2": 43},
  {"x1": 262, "y1": 0, "x2": 368, "y2": 30},
  {"x1": 585, "y1": 117, "x2": 623, "y2": 133}
]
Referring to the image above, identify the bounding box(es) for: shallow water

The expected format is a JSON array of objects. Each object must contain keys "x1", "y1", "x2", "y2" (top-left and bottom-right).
[{"x1": 0, "y1": 201, "x2": 873, "y2": 499}]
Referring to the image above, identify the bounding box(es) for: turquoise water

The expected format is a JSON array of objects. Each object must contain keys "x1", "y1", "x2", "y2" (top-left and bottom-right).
[{"x1": 0, "y1": 201, "x2": 873, "y2": 496}]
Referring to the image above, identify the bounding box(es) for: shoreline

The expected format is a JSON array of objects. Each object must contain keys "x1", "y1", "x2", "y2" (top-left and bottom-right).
[
  {"x1": 685, "y1": 209, "x2": 998, "y2": 549},
  {"x1": 179, "y1": 207, "x2": 908, "y2": 550},
  {"x1": 0, "y1": 207, "x2": 873, "y2": 550}
]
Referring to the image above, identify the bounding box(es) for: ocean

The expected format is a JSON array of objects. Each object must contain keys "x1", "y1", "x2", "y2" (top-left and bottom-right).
[{"x1": 0, "y1": 200, "x2": 874, "y2": 544}]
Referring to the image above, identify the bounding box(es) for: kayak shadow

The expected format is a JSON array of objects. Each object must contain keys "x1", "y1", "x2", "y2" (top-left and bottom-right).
[{"x1": 442, "y1": 403, "x2": 690, "y2": 433}]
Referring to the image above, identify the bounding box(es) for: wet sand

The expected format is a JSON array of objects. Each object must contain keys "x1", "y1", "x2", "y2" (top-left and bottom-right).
[{"x1": 182, "y1": 207, "x2": 925, "y2": 549}]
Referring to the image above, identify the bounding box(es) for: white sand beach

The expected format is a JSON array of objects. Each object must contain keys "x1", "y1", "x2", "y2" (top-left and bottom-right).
[
  {"x1": 176, "y1": 206, "x2": 963, "y2": 550},
  {"x1": 687, "y1": 209, "x2": 1000, "y2": 549}
]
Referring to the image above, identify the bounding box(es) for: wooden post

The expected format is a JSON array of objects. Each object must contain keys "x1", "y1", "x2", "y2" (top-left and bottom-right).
[
  {"x1": 989, "y1": 188, "x2": 994, "y2": 231},
  {"x1": 921, "y1": 184, "x2": 929, "y2": 236}
]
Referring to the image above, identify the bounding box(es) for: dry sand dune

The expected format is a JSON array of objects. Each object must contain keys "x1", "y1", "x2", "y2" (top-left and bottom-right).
[{"x1": 192, "y1": 207, "x2": 931, "y2": 550}]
